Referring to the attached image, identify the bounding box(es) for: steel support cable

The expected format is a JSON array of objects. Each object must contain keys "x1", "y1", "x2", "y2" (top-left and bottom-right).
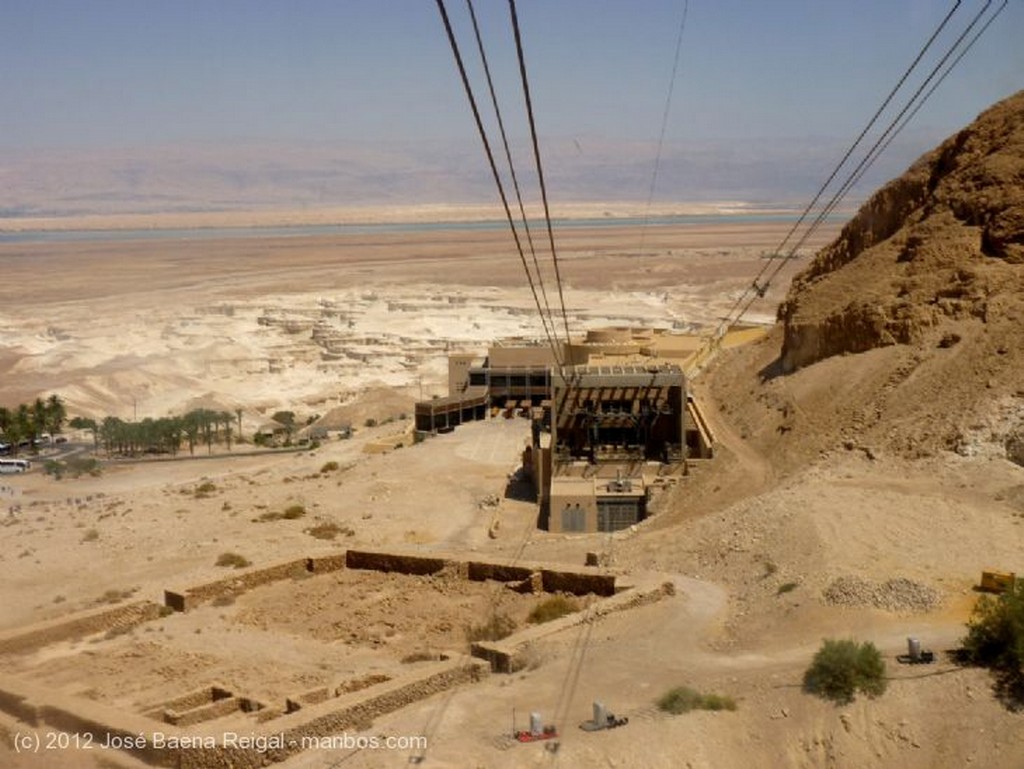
[
  {"x1": 509, "y1": 0, "x2": 575, "y2": 365},
  {"x1": 408, "y1": 487, "x2": 539, "y2": 768},
  {"x1": 716, "y1": 0, "x2": 1005, "y2": 354},
  {"x1": 404, "y1": 472, "x2": 540, "y2": 767},
  {"x1": 708, "y1": 0, "x2": 966, "y2": 345},
  {"x1": 767, "y1": 0, "x2": 964, "y2": 263},
  {"x1": 784, "y1": 0, "x2": 1003, "y2": 262},
  {"x1": 855, "y1": 0, "x2": 1008, "y2": 190},
  {"x1": 548, "y1": 615, "x2": 597, "y2": 765},
  {"x1": 466, "y1": 0, "x2": 561, "y2": 362},
  {"x1": 546, "y1": 525, "x2": 618, "y2": 766},
  {"x1": 639, "y1": 0, "x2": 690, "y2": 254},
  {"x1": 555, "y1": 546, "x2": 614, "y2": 748},
  {"x1": 703, "y1": 0, "x2": 987, "y2": 354},
  {"x1": 546, "y1": 602, "x2": 593, "y2": 759},
  {"x1": 436, "y1": 0, "x2": 567, "y2": 375},
  {"x1": 779, "y1": 0, "x2": 998, "y2": 268},
  {"x1": 418, "y1": 7, "x2": 565, "y2": 761}
]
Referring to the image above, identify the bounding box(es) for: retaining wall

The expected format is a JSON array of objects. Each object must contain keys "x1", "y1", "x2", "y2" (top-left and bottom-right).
[
  {"x1": 540, "y1": 568, "x2": 616, "y2": 597},
  {"x1": 466, "y1": 561, "x2": 535, "y2": 583},
  {"x1": 306, "y1": 554, "x2": 347, "y2": 573},
  {"x1": 2, "y1": 659, "x2": 485, "y2": 769},
  {"x1": 344, "y1": 549, "x2": 448, "y2": 575},
  {"x1": 347, "y1": 549, "x2": 616, "y2": 597},
  {"x1": 1, "y1": 549, "x2": 630, "y2": 767},
  {"x1": 167, "y1": 695, "x2": 260, "y2": 727},
  {"x1": 177, "y1": 659, "x2": 487, "y2": 769},
  {"x1": 164, "y1": 559, "x2": 309, "y2": 612},
  {"x1": 0, "y1": 685, "x2": 38, "y2": 725},
  {"x1": 0, "y1": 601, "x2": 165, "y2": 656},
  {"x1": 472, "y1": 579, "x2": 676, "y2": 672}
]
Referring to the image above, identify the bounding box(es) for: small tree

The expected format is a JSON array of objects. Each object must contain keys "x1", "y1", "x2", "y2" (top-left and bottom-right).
[
  {"x1": 962, "y1": 582, "x2": 1024, "y2": 708},
  {"x1": 804, "y1": 639, "x2": 887, "y2": 704},
  {"x1": 273, "y1": 410, "x2": 296, "y2": 429}
]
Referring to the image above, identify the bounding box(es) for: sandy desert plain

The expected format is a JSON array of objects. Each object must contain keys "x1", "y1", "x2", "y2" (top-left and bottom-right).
[{"x1": 1, "y1": 211, "x2": 1023, "y2": 769}]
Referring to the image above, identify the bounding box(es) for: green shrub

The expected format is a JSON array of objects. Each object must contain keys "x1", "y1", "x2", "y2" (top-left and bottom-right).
[
  {"x1": 43, "y1": 456, "x2": 101, "y2": 480},
  {"x1": 657, "y1": 686, "x2": 737, "y2": 714},
  {"x1": 283, "y1": 504, "x2": 306, "y2": 519},
  {"x1": 255, "y1": 504, "x2": 306, "y2": 522},
  {"x1": 194, "y1": 481, "x2": 217, "y2": 498},
  {"x1": 215, "y1": 552, "x2": 251, "y2": 569},
  {"x1": 43, "y1": 460, "x2": 64, "y2": 480},
  {"x1": 962, "y1": 582, "x2": 1024, "y2": 707},
  {"x1": 400, "y1": 650, "x2": 440, "y2": 664},
  {"x1": 97, "y1": 588, "x2": 135, "y2": 604},
  {"x1": 305, "y1": 522, "x2": 353, "y2": 540},
  {"x1": 527, "y1": 595, "x2": 579, "y2": 624},
  {"x1": 803, "y1": 639, "x2": 887, "y2": 704},
  {"x1": 71, "y1": 457, "x2": 101, "y2": 477},
  {"x1": 465, "y1": 613, "x2": 517, "y2": 643},
  {"x1": 82, "y1": 528, "x2": 99, "y2": 542},
  {"x1": 777, "y1": 581, "x2": 799, "y2": 595},
  {"x1": 320, "y1": 461, "x2": 340, "y2": 473}
]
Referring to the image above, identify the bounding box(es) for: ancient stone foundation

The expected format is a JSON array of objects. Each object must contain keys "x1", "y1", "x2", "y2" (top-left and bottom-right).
[{"x1": 0, "y1": 547, "x2": 638, "y2": 768}]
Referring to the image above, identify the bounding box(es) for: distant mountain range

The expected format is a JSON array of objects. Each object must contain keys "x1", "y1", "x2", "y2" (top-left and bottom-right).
[{"x1": 0, "y1": 133, "x2": 943, "y2": 219}]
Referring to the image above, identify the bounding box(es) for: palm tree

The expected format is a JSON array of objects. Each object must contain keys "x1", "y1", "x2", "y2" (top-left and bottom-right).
[
  {"x1": 163, "y1": 416, "x2": 183, "y2": 455},
  {"x1": 2, "y1": 406, "x2": 25, "y2": 456},
  {"x1": 100, "y1": 416, "x2": 125, "y2": 456},
  {"x1": 15, "y1": 404, "x2": 32, "y2": 453},
  {"x1": 219, "y1": 411, "x2": 234, "y2": 451},
  {"x1": 182, "y1": 412, "x2": 200, "y2": 456},
  {"x1": 45, "y1": 394, "x2": 67, "y2": 436},
  {"x1": 197, "y1": 409, "x2": 216, "y2": 454},
  {"x1": 30, "y1": 398, "x2": 47, "y2": 443}
]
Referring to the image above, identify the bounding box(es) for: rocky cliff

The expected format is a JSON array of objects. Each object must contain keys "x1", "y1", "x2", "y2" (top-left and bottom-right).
[
  {"x1": 779, "y1": 90, "x2": 1024, "y2": 372},
  {"x1": 705, "y1": 91, "x2": 1024, "y2": 467}
]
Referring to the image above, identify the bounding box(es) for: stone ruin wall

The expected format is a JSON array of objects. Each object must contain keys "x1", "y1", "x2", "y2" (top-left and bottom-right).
[
  {"x1": 0, "y1": 600, "x2": 166, "y2": 656},
  {"x1": 1, "y1": 654, "x2": 485, "y2": 769},
  {"x1": 163, "y1": 558, "x2": 311, "y2": 612},
  {"x1": 0, "y1": 547, "x2": 627, "y2": 768}
]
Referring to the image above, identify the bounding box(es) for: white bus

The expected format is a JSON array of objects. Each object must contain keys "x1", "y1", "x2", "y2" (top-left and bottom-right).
[{"x1": 0, "y1": 458, "x2": 30, "y2": 473}]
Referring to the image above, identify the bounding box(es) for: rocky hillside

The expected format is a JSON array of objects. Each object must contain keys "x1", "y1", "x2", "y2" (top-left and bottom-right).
[
  {"x1": 779, "y1": 90, "x2": 1024, "y2": 370},
  {"x1": 705, "y1": 91, "x2": 1024, "y2": 468}
]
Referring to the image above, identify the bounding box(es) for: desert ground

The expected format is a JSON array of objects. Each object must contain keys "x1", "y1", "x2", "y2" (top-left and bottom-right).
[{"x1": 1, "y1": 215, "x2": 1022, "y2": 769}]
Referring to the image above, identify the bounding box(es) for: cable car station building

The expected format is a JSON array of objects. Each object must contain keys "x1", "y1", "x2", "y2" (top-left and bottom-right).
[
  {"x1": 415, "y1": 326, "x2": 727, "y2": 533},
  {"x1": 539, "y1": 362, "x2": 687, "y2": 533}
]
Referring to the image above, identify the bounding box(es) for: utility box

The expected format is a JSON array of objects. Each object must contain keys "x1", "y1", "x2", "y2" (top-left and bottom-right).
[{"x1": 979, "y1": 570, "x2": 1017, "y2": 593}]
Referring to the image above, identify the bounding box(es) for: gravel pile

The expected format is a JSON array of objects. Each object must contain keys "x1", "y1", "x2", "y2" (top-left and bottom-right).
[{"x1": 823, "y1": 576, "x2": 940, "y2": 613}]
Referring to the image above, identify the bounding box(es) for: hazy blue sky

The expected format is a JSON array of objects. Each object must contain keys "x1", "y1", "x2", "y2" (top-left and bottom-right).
[{"x1": 2, "y1": 0, "x2": 1020, "y2": 150}]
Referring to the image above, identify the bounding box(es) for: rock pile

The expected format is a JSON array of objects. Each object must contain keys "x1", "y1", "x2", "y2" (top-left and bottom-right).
[{"x1": 823, "y1": 575, "x2": 940, "y2": 613}]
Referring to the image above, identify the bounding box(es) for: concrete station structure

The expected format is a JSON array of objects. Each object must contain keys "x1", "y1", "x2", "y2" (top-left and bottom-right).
[{"x1": 415, "y1": 326, "x2": 754, "y2": 533}]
